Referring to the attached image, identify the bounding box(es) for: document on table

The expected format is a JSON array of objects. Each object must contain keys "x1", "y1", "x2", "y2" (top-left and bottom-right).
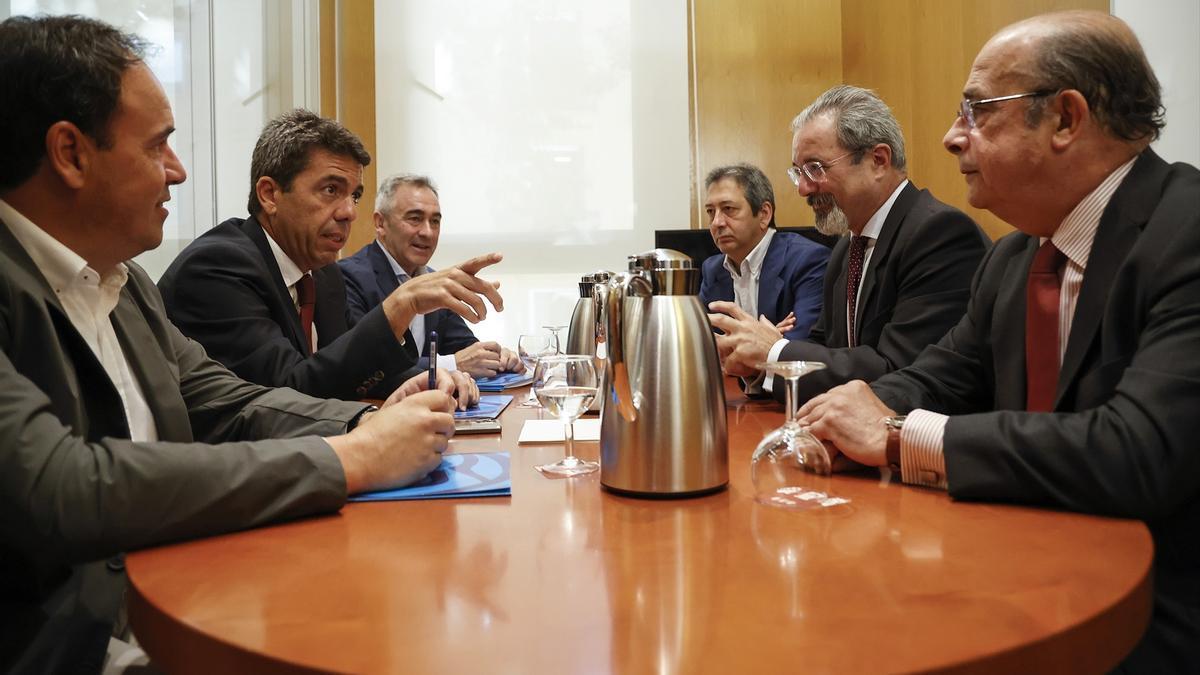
[
  {"x1": 349, "y1": 452, "x2": 511, "y2": 501},
  {"x1": 518, "y1": 419, "x2": 601, "y2": 443},
  {"x1": 475, "y1": 372, "x2": 534, "y2": 392}
]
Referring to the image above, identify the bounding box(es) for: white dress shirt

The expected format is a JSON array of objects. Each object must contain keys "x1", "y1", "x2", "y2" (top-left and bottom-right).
[
  {"x1": 900, "y1": 158, "x2": 1137, "y2": 489},
  {"x1": 376, "y1": 241, "x2": 458, "y2": 371},
  {"x1": 723, "y1": 228, "x2": 775, "y2": 320},
  {"x1": 261, "y1": 227, "x2": 319, "y2": 352},
  {"x1": 765, "y1": 180, "x2": 909, "y2": 388},
  {"x1": 0, "y1": 199, "x2": 158, "y2": 442}
]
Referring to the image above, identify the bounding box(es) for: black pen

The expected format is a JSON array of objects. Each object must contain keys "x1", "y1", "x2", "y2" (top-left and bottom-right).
[{"x1": 428, "y1": 331, "x2": 438, "y2": 390}]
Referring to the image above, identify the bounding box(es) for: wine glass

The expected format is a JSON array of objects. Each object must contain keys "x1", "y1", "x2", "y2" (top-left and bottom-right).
[
  {"x1": 517, "y1": 334, "x2": 557, "y2": 406},
  {"x1": 750, "y1": 361, "x2": 851, "y2": 511},
  {"x1": 542, "y1": 325, "x2": 568, "y2": 353},
  {"x1": 533, "y1": 355, "x2": 600, "y2": 477}
]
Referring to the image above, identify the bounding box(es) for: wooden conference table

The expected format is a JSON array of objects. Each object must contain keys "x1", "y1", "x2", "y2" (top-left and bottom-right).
[{"x1": 127, "y1": 381, "x2": 1152, "y2": 674}]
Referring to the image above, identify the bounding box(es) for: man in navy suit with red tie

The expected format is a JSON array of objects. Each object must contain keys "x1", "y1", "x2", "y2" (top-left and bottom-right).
[
  {"x1": 160, "y1": 112, "x2": 490, "y2": 403},
  {"x1": 798, "y1": 12, "x2": 1200, "y2": 671}
]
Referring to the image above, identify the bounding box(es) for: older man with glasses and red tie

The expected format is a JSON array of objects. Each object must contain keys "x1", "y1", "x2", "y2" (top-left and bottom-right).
[
  {"x1": 708, "y1": 84, "x2": 989, "y2": 406},
  {"x1": 795, "y1": 11, "x2": 1200, "y2": 671}
]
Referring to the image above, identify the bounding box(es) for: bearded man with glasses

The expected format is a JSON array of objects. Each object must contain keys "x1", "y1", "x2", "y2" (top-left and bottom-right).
[{"x1": 710, "y1": 85, "x2": 989, "y2": 405}]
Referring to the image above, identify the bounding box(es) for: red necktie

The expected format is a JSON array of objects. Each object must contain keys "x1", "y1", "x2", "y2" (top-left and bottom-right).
[
  {"x1": 296, "y1": 273, "x2": 316, "y2": 354},
  {"x1": 846, "y1": 235, "x2": 869, "y2": 347},
  {"x1": 1025, "y1": 241, "x2": 1065, "y2": 412}
]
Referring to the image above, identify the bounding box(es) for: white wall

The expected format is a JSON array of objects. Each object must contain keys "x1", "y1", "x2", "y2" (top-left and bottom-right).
[
  {"x1": 1113, "y1": 0, "x2": 1200, "y2": 166},
  {"x1": 374, "y1": 0, "x2": 691, "y2": 350}
]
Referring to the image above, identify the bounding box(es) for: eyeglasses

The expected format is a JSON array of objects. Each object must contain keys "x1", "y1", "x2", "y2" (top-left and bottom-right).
[
  {"x1": 956, "y1": 90, "x2": 1054, "y2": 129},
  {"x1": 787, "y1": 150, "x2": 855, "y2": 186}
]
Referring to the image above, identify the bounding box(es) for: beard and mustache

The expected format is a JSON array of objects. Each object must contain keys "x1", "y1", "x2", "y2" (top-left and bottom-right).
[{"x1": 808, "y1": 193, "x2": 850, "y2": 237}]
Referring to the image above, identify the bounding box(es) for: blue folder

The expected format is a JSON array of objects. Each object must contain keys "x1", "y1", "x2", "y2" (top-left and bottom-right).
[
  {"x1": 475, "y1": 371, "x2": 534, "y2": 392},
  {"x1": 349, "y1": 452, "x2": 511, "y2": 501}
]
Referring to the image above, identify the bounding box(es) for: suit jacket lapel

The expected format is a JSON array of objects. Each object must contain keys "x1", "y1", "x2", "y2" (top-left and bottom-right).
[
  {"x1": 1055, "y1": 150, "x2": 1160, "y2": 405},
  {"x1": 242, "y1": 217, "x2": 309, "y2": 354},
  {"x1": 825, "y1": 236, "x2": 851, "y2": 348},
  {"x1": 367, "y1": 241, "x2": 402, "y2": 296},
  {"x1": 997, "y1": 237, "x2": 1040, "y2": 410},
  {"x1": 111, "y1": 288, "x2": 193, "y2": 441},
  {"x1": 855, "y1": 182, "x2": 918, "y2": 342},
  {"x1": 757, "y1": 233, "x2": 787, "y2": 320},
  {"x1": 313, "y1": 264, "x2": 348, "y2": 345}
]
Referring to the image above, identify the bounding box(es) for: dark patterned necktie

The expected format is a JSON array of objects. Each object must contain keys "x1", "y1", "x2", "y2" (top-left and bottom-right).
[
  {"x1": 846, "y1": 235, "x2": 870, "y2": 347},
  {"x1": 1025, "y1": 241, "x2": 1065, "y2": 411},
  {"x1": 296, "y1": 273, "x2": 316, "y2": 354}
]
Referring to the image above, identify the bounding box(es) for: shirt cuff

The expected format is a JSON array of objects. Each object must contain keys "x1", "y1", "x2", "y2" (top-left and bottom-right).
[
  {"x1": 436, "y1": 353, "x2": 458, "y2": 372},
  {"x1": 899, "y1": 409, "x2": 949, "y2": 489},
  {"x1": 762, "y1": 339, "x2": 791, "y2": 392}
]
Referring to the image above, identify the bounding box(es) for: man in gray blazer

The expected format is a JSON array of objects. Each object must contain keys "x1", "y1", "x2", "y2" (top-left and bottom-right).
[
  {"x1": 0, "y1": 15, "x2": 477, "y2": 674},
  {"x1": 799, "y1": 12, "x2": 1200, "y2": 671}
]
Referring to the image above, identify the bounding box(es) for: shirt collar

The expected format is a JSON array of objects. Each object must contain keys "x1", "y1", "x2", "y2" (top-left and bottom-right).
[
  {"x1": 0, "y1": 198, "x2": 128, "y2": 293},
  {"x1": 859, "y1": 179, "x2": 909, "y2": 241},
  {"x1": 1047, "y1": 156, "x2": 1137, "y2": 270},
  {"x1": 375, "y1": 239, "x2": 430, "y2": 281},
  {"x1": 261, "y1": 225, "x2": 306, "y2": 288},
  {"x1": 723, "y1": 228, "x2": 775, "y2": 279}
]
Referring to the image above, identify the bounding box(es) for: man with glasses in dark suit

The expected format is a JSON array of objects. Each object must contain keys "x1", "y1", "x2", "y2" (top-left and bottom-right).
[{"x1": 798, "y1": 12, "x2": 1200, "y2": 671}]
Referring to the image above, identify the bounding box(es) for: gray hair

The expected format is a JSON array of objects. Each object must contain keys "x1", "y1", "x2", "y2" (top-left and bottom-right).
[
  {"x1": 704, "y1": 163, "x2": 776, "y2": 228},
  {"x1": 791, "y1": 85, "x2": 907, "y2": 171},
  {"x1": 247, "y1": 109, "x2": 371, "y2": 215},
  {"x1": 1022, "y1": 12, "x2": 1164, "y2": 142},
  {"x1": 375, "y1": 173, "x2": 439, "y2": 215}
]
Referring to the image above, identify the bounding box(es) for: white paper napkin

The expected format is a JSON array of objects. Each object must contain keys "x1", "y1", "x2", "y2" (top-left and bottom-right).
[{"x1": 518, "y1": 419, "x2": 601, "y2": 443}]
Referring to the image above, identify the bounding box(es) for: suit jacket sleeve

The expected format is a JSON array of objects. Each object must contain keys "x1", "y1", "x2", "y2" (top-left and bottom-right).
[
  {"x1": 0, "y1": 268, "x2": 362, "y2": 565},
  {"x1": 779, "y1": 207, "x2": 985, "y2": 402},
  {"x1": 160, "y1": 238, "x2": 417, "y2": 400}
]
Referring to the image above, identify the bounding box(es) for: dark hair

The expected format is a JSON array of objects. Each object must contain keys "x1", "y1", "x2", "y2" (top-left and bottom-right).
[
  {"x1": 704, "y1": 163, "x2": 777, "y2": 228},
  {"x1": 247, "y1": 109, "x2": 372, "y2": 215},
  {"x1": 1025, "y1": 12, "x2": 1165, "y2": 142},
  {"x1": 0, "y1": 15, "x2": 148, "y2": 192}
]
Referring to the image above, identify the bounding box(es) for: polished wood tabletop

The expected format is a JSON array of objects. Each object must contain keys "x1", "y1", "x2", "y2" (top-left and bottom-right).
[{"x1": 127, "y1": 381, "x2": 1152, "y2": 674}]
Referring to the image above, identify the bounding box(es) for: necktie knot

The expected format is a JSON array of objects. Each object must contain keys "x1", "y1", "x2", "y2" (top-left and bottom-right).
[
  {"x1": 1030, "y1": 241, "x2": 1065, "y2": 275},
  {"x1": 296, "y1": 273, "x2": 316, "y2": 307}
]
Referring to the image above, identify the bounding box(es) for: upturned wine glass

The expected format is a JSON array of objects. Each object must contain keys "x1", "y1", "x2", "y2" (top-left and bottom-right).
[
  {"x1": 542, "y1": 325, "x2": 568, "y2": 353},
  {"x1": 533, "y1": 355, "x2": 599, "y2": 477},
  {"x1": 517, "y1": 333, "x2": 557, "y2": 407},
  {"x1": 750, "y1": 361, "x2": 851, "y2": 511}
]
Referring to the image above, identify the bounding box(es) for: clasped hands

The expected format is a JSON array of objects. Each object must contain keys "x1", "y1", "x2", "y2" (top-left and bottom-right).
[
  {"x1": 706, "y1": 301, "x2": 896, "y2": 470},
  {"x1": 706, "y1": 301, "x2": 791, "y2": 378}
]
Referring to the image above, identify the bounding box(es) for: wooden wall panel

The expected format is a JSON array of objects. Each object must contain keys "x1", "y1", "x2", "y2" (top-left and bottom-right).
[
  {"x1": 337, "y1": 0, "x2": 378, "y2": 257},
  {"x1": 841, "y1": 0, "x2": 1108, "y2": 240},
  {"x1": 690, "y1": 0, "x2": 843, "y2": 229},
  {"x1": 692, "y1": 0, "x2": 1107, "y2": 238},
  {"x1": 317, "y1": 0, "x2": 378, "y2": 257}
]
